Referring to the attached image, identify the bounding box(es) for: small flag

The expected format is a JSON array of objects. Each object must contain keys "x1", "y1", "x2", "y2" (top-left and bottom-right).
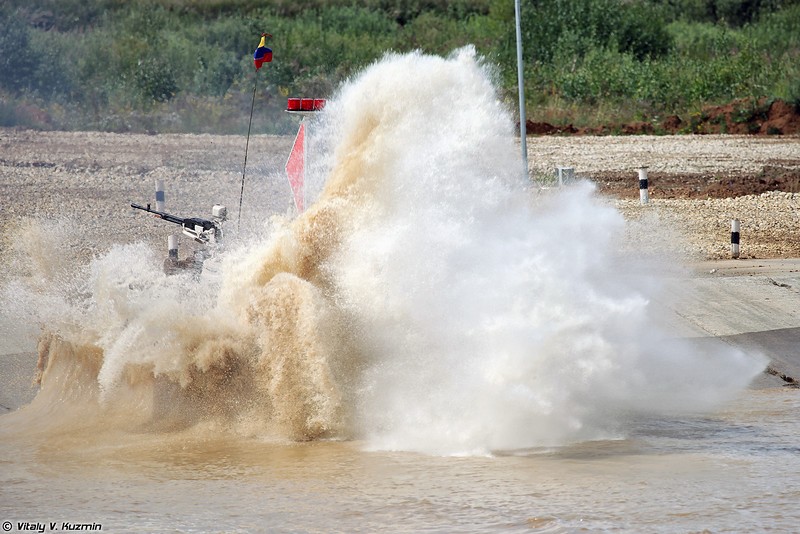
[{"x1": 254, "y1": 33, "x2": 272, "y2": 70}]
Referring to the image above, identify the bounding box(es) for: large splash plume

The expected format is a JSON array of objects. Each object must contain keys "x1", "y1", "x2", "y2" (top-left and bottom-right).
[{"x1": 3, "y1": 47, "x2": 765, "y2": 454}]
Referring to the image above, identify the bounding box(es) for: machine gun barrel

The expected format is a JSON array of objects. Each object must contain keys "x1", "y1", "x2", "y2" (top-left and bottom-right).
[
  {"x1": 131, "y1": 203, "x2": 186, "y2": 226},
  {"x1": 131, "y1": 201, "x2": 220, "y2": 244}
]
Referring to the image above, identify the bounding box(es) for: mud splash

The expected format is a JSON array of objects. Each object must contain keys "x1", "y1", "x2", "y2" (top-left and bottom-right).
[{"x1": 3, "y1": 48, "x2": 766, "y2": 455}]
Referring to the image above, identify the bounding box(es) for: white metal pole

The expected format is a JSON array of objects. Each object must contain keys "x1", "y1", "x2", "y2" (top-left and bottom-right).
[{"x1": 514, "y1": 0, "x2": 528, "y2": 178}]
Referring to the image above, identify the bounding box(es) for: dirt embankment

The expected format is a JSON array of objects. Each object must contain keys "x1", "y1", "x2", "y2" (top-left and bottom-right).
[
  {"x1": 525, "y1": 98, "x2": 800, "y2": 200},
  {"x1": 591, "y1": 165, "x2": 800, "y2": 200},
  {"x1": 526, "y1": 98, "x2": 800, "y2": 139}
]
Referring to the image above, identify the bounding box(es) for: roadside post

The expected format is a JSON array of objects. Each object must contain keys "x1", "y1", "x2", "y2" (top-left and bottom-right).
[
  {"x1": 555, "y1": 166, "x2": 574, "y2": 187},
  {"x1": 155, "y1": 179, "x2": 176, "y2": 257},
  {"x1": 638, "y1": 167, "x2": 649, "y2": 204},
  {"x1": 155, "y1": 179, "x2": 165, "y2": 211}
]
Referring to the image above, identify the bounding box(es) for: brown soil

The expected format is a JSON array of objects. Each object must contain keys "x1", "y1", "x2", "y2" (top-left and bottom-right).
[{"x1": 526, "y1": 98, "x2": 800, "y2": 137}]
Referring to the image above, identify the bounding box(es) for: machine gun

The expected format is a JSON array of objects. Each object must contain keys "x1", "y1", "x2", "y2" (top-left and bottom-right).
[{"x1": 131, "y1": 202, "x2": 226, "y2": 245}]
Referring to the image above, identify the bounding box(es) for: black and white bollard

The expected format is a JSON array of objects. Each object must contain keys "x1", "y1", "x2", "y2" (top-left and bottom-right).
[
  {"x1": 168, "y1": 234, "x2": 179, "y2": 260},
  {"x1": 638, "y1": 167, "x2": 649, "y2": 204},
  {"x1": 155, "y1": 179, "x2": 165, "y2": 211},
  {"x1": 163, "y1": 234, "x2": 188, "y2": 275},
  {"x1": 155, "y1": 179, "x2": 178, "y2": 258},
  {"x1": 555, "y1": 166, "x2": 574, "y2": 187},
  {"x1": 731, "y1": 219, "x2": 740, "y2": 259}
]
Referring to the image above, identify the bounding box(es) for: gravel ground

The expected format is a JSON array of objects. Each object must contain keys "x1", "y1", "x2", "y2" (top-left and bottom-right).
[
  {"x1": 0, "y1": 128, "x2": 294, "y2": 280},
  {"x1": 525, "y1": 134, "x2": 800, "y2": 259},
  {"x1": 526, "y1": 134, "x2": 799, "y2": 176},
  {"x1": 1, "y1": 129, "x2": 798, "y2": 280},
  {"x1": 615, "y1": 192, "x2": 800, "y2": 260}
]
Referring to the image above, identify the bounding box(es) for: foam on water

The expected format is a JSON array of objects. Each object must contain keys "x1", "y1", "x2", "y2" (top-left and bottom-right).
[{"x1": 1, "y1": 47, "x2": 766, "y2": 454}]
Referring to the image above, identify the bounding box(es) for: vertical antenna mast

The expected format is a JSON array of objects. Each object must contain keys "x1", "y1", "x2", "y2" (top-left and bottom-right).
[
  {"x1": 239, "y1": 33, "x2": 273, "y2": 231},
  {"x1": 238, "y1": 74, "x2": 258, "y2": 231}
]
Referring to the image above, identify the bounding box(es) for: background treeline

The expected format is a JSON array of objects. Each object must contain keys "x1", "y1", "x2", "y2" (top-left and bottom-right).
[{"x1": 1, "y1": 0, "x2": 798, "y2": 134}]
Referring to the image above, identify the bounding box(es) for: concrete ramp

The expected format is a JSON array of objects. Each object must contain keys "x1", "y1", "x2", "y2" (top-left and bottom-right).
[
  {"x1": 0, "y1": 352, "x2": 38, "y2": 413},
  {"x1": 664, "y1": 259, "x2": 800, "y2": 388}
]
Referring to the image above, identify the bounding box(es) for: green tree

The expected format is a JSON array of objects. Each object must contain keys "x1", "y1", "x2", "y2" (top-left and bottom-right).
[{"x1": 0, "y1": 9, "x2": 42, "y2": 94}]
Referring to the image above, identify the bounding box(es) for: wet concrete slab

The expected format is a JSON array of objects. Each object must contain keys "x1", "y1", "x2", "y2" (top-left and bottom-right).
[
  {"x1": 665, "y1": 259, "x2": 800, "y2": 388},
  {"x1": 0, "y1": 352, "x2": 38, "y2": 413}
]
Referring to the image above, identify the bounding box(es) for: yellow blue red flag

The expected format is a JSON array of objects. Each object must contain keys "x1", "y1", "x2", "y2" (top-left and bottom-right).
[{"x1": 254, "y1": 33, "x2": 272, "y2": 70}]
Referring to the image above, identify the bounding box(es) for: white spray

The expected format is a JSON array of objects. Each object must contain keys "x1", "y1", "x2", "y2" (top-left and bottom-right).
[
  {"x1": 1, "y1": 47, "x2": 765, "y2": 455},
  {"x1": 318, "y1": 48, "x2": 765, "y2": 453}
]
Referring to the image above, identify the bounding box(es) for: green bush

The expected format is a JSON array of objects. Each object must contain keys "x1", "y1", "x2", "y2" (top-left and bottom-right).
[
  {"x1": 745, "y1": 3, "x2": 800, "y2": 51},
  {"x1": 136, "y1": 57, "x2": 179, "y2": 102},
  {"x1": 0, "y1": 10, "x2": 42, "y2": 94},
  {"x1": 659, "y1": 0, "x2": 798, "y2": 26},
  {"x1": 517, "y1": 0, "x2": 673, "y2": 64}
]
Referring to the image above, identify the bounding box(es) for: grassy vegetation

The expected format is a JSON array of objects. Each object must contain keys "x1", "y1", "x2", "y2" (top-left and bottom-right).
[{"x1": 1, "y1": 0, "x2": 798, "y2": 134}]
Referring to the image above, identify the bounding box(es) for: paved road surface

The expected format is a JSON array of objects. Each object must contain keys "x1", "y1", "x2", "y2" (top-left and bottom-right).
[{"x1": 663, "y1": 259, "x2": 800, "y2": 388}]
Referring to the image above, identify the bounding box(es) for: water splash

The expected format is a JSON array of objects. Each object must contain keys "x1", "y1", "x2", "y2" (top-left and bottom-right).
[{"x1": 1, "y1": 47, "x2": 765, "y2": 454}]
